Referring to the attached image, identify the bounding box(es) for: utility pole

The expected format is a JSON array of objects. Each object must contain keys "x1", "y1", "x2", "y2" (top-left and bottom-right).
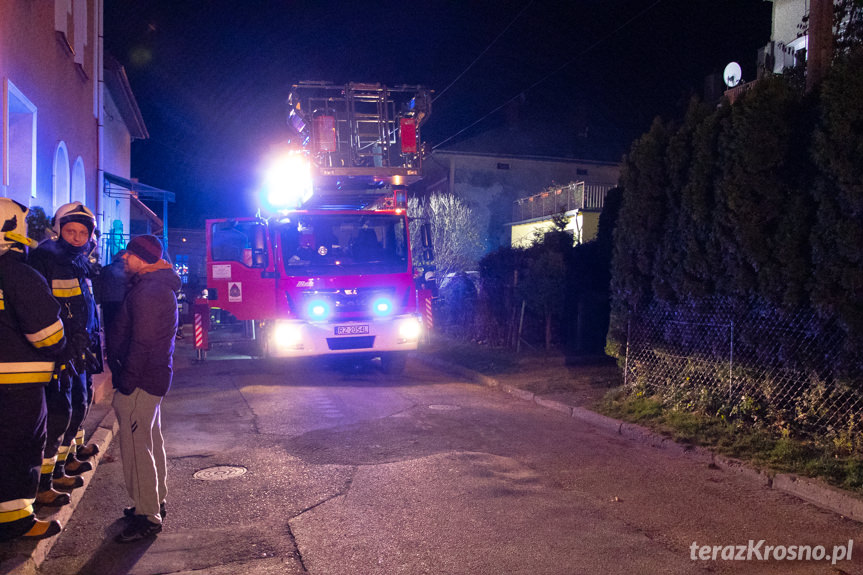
[{"x1": 807, "y1": 0, "x2": 834, "y2": 93}]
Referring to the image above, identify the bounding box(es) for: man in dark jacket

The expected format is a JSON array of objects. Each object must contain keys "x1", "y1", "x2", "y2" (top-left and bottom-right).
[
  {"x1": 108, "y1": 235, "x2": 180, "y2": 543},
  {"x1": 94, "y1": 248, "x2": 129, "y2": 350},
  {"x1": 0, "y1": 199, "x2": 67, "y2": 541}
]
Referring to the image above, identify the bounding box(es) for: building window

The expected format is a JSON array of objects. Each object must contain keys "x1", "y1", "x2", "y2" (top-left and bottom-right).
[
  {"x1": 53, "y1": 142, "x2": 71, "y2": 210},
  {"x1": 497, "y1": 163, "x2": 510, "y2": 170},
  {"x1": 71, "y1": 156, "x2": 86, "y2": 204},
  {"x1": 3, "y1": 80, "x2": 38, "y2": 203},
  {"x1": 576, "y1": 168, "x2": 588, "y2": 176},
  {"x1": 174, "y1": 254, "x2": 190, "y2": 284}
]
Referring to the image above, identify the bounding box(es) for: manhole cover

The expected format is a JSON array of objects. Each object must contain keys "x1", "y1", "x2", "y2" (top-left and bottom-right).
[
  {"x1": 193, "y1": 465, "x2": 247, "y2": 481},
  {"x1": 428, "y1": 404, "x2": 460, "y2": 411}
]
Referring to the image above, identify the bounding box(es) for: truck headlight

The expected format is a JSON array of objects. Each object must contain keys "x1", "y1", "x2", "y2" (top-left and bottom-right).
[
  {"x1": 397, "y1": 317, "x2": 422, "y2": 342},
  {"x1": 273, "y1": 321, "x2": 303, "y2": 348}
]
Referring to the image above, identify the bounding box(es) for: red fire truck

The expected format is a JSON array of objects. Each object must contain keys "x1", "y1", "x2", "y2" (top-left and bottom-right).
[{"x1": 202, "y1": 82, "x2": 433, "y2": 373}]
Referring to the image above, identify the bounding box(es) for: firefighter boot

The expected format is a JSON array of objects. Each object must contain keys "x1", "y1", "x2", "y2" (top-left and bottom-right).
[
  {"x1": 75, "y1": 443, "x2": 100, "y2": 461},
  {"x1": 35, "y1": 474, "x2": 71, "y2": 507},
  {"x1": 20, "y1": 519, "x2": 62, "y2": 540},
  {"x1": 64, "y1": 454, "x2": 93, "y2": 476},
  {"x1": 52, "y1": 462, "x2": 84, "y2": 491}
]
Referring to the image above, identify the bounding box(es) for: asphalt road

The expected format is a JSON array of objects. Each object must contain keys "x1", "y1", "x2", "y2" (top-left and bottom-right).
[{"x1": 37, "y1": 347, "x2": 863, "y2": 575}]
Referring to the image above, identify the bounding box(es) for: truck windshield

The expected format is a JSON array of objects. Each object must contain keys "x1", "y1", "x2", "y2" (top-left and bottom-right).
[{"x1": 276, "y1": 213, "x2": 409, "y2": 275}]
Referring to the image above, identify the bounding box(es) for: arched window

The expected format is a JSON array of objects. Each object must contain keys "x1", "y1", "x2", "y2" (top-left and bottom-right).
[
  {"x1": 3, "y1": 79, "x2": 37, "y2": 203},
  {"x1": 71, "y1": 156, "x2": 86, "y2": 204},
  {"x1": 53, "y1": 142, "x2": 70, "y2": 210}
]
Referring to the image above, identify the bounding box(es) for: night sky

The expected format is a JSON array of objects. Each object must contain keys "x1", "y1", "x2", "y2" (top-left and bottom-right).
[{"x1": 103, "y1": 1, "x2": 773, "y2": 228}]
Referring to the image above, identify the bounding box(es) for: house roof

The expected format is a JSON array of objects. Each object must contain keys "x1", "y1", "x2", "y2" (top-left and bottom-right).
[
  {"x1": 104, "y1": 53, "x2": 149, "y2": 140},
  {"x1": 434, "y1": 120, "x2": 625, "y2": 164}
]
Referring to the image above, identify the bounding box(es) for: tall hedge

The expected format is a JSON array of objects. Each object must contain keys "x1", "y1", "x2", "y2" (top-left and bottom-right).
[
  {"x1": 609, "y1": 51, "x2": 863, "y2": 353},
  {"x1": 610, "y1": 118, "x2": 670, "y2": 313},
  {"x1": 810, "y1": 49, "x2": 863, "y2": 340}
]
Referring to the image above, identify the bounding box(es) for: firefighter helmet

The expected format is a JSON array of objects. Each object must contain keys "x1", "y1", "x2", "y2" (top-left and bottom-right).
[
  {"x1": 0, "y1": 198, "x2": 32, "y2": 255},
  {"x1": 53, "y1": 201, "x2": 96, "y2": 239}
]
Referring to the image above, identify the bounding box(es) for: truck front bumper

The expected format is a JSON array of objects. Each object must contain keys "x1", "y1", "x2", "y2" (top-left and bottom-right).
[{"x1": 266, "y1": 314, "x2": 422, "y2": 358}]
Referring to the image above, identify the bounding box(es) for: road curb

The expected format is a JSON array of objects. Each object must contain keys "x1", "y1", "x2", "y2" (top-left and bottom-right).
[
  {"x1": 416, "y1": 353, "x2": 863, "y2": 526},
  {"x1": 0, "y1": 399, "x2": 119, "y2": 575},
  {"x1": 773, "y1": 473, "x2": 863, "y2": 523}
]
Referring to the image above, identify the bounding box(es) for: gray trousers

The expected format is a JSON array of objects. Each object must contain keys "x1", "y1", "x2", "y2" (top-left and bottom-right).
[{"x1": 112, "y1": 388, "x2": 167, "y2": 525}]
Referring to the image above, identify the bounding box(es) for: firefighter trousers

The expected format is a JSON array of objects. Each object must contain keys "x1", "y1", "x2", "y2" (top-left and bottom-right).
[
  {"x1": 61, "y1": 370, "x2": 90, "y2": 460},
  {"x1": 42, "y1": 374, "x2": 72, "y2": 484},
  {"x1": 0, "y1": 386, "x2": 47, "y2": 541}
]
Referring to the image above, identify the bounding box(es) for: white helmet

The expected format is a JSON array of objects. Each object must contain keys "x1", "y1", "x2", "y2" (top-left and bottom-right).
[
  {"x1": 0, "y1": 198, "x2": 35, "y2": 255},
  {"x1": 53, "y1": 201, "x2": 96, "y2": 239}
]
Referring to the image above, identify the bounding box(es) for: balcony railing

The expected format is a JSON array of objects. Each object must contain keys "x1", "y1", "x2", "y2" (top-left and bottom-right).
[{"x1": 512, "y1": 181, "x2": 615, "y2": 222}]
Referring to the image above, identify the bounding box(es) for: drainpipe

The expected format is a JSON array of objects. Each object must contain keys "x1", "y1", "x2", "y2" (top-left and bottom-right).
[
  {"x1": 95, "y1": 0, "x2": 105, "y2": 246},
  {"x1": 163, "y1": 194, "x2": 169, "y2": 259}
]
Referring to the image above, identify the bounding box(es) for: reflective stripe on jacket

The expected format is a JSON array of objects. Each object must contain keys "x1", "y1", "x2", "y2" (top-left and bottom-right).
[{"x1": 0, "y1": 251, "x2": 66, "y2": 388}]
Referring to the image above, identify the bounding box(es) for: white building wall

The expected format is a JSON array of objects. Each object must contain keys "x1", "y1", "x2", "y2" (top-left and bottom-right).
[
  {"x1": 772, "y1": 0, "x2": 809, "y2": 44},
  {"x1": 0, "y1": 0, "x2": 100, "y2": 218}
]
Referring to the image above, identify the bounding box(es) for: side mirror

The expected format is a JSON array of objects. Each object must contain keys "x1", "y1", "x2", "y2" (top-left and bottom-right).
[{"x1": 251, "y1": 224, "x2": 268, "y2": 268}]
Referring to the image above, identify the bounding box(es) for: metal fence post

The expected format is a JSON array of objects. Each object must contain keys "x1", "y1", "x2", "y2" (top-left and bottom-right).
[
  {"x1": 729, "y1": 319, "x2": 734, "y2": 398},
  {"x1": 624, "y1": 319, "x2": 630, "y2": 388}
]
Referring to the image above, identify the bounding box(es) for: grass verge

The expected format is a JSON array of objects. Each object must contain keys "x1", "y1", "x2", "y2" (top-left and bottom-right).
[{"x1": 598, "y1": 389, "x2": 863, "y2": 495}]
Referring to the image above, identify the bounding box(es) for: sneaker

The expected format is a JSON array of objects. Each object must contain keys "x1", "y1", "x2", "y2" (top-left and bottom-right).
[
  {"x1": 115, "y1": 515, "x2": 161, "y2": 543},
  {"x1": 64, "y1": 458, "x2": 93, "y2": 476},
  {"x1": 123, "y1": 501, "x2": 166, "y2": 519},
  {"x1": 53, "y1": 474, "x2": 84, "y2": 491},
  {"x1": 75, "y1": 443, "x2": 100, "y2": 461},
  {"x1": 35, "y1": 488, "x2": 71, "y2": 507},
  {"x1": 20, "y1": 519, "x2": 62, "y2": 540}
]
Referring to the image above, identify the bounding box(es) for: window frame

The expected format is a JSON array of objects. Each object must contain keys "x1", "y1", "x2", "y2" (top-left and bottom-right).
[{"x1": 2, "y1": 79, "x2": 38, "y2": 202}]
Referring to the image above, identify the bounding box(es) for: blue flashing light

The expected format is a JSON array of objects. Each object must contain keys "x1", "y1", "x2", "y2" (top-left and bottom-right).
[
  {"x1": 372, "y1": 297, "x2": 393, "y2": 317},
  {"x1": 307, "y1": 299, "x2": 331, "y2": 320}
]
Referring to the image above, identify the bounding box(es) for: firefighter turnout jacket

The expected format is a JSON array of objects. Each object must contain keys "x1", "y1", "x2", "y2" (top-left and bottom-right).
[
  {"x1": 29, "y1": 239, "x2": 100, "y2": 367},
  {"x1": 0, "y1": 248, "x2": 65, "y2": 540},
  {"x1": 0, "y1": 249, "x2": 66, "y2": 385}
]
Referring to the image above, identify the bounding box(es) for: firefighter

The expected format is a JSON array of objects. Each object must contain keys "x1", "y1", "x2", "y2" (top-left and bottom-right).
[
  {"x1": 29, "y1": 201, "x2": 102, "y2": 505},
  {"x1": 0, "y1": 199, "x2": 67, "y2": 541}
]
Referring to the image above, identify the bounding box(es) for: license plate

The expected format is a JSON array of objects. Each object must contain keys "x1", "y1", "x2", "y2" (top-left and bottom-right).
[{"x1": 335, "y1": 325, "x2": 369, "y2": 335}]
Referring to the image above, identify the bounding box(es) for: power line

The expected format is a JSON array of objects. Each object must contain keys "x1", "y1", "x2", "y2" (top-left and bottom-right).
[
  {"x1": 432, "y1": 1, "x2": 535, "y2": 104},
  {"x1": 432, "y1": 0, "x2": 664, "y2": 150}
]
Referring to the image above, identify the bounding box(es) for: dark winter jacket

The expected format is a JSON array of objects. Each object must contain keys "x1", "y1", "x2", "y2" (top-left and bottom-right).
[
  {"x1": 93, "y1": 257, "x2": 129, "y2": 304},
  {"x1": 108, "y1": 260, "x2": 181, "y2": 397},
  {"x1": 29, "y1": 239, "x2": 100, "y2": 366},
  {"x1": 0, "y1": 250, "x2": 66, "y2": 388}
]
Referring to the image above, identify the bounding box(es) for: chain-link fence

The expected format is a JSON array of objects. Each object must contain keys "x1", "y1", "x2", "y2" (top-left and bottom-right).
[{"x1": 624, "y1": 297, "x2": 863, "y2": 450}]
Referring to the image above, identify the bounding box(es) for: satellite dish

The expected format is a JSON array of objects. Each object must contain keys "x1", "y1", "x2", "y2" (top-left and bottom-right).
[{"x1": 723, "y1": 62, "x2": 742, "y2": 87}]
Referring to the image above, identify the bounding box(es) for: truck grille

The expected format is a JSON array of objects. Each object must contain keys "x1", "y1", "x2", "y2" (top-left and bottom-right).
[
  {"x1": 326, "y1": 336, "x2": 375, "y2": 351},
  {"x1": 300, "y1": 288, "x2": 396, "y2": 318}
]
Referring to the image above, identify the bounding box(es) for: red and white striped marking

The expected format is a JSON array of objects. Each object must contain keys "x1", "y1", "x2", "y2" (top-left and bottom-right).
[
  {"x1": 425, "y1": 297, "x2": 434, "y2": 331},
  {"x1": 194, "y1": 313, "x2": 204, "y2": 349}
]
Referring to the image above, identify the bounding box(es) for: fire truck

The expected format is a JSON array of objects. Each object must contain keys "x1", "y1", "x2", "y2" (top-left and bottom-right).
[{"x1": 202, "y1": 82, "x2": 433, "y2": 373}]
